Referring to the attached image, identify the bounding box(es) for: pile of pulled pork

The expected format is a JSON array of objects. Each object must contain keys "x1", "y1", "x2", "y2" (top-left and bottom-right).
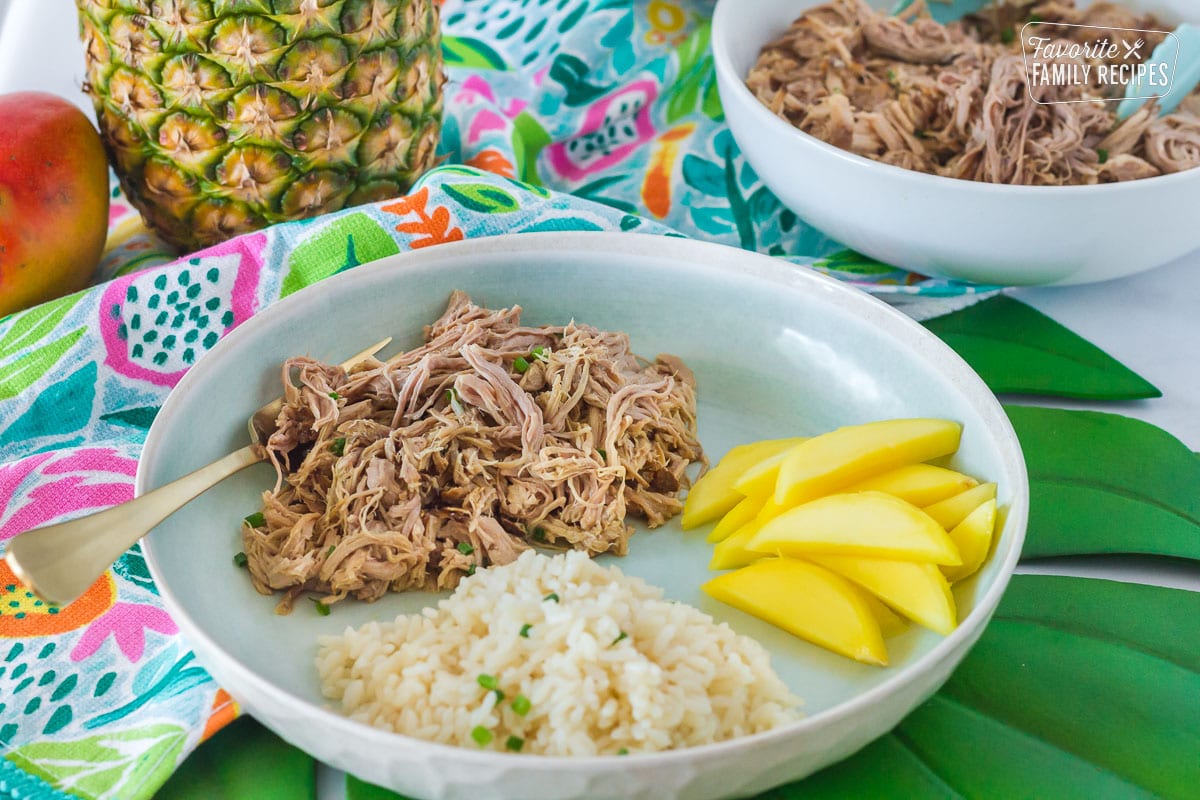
[
  {"x1": 747, "y1": 0, "x2": 1200, "y2": 184},
  {"x1": 244, "y1": 292, "x2": 703, "y2": 613}
]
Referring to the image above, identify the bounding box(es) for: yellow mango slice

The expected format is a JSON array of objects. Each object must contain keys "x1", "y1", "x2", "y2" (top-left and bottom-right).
[
  {"x1": 682, "y1": 437, "x2": 807, "y2": 529},
  {"x1": 747, "y1": 491, "x2": 962, "y2": 565},
  {"x1": 709, "y1": 518, "x2": 766, "y2": 570},
  {"x1": 774, "y1": 418, "x2": 963, "y2": 508},
  {"x1": 845, "y1": 463, "x2": 977, "y2": 507},
  {"x1": 729, "y1": 441, "x2": 805, "y2": 499},
  {"x1": 707, "y1": 493, "x2": 764, "y2": 543},
  {"x1": 807, "y1": 554, "x2": 957, "y2": 635},
  {"x1": 924, "y1": 482, "x2": 998, "y2": 530},
  {"x1": 703, "y1": 558, "x2": 888, "y2": 666},
  {"x1": 942, "y1": 498, "x2": 997, "y2": 583},
  {"x1": 864, "y1": 592, "x2": 911, "y2": 638}
]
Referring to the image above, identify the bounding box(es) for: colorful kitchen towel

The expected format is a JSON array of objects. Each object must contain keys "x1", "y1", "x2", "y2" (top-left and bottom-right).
[{"x1": 0, "y1": 2, "x2": 998, "y2": 798}]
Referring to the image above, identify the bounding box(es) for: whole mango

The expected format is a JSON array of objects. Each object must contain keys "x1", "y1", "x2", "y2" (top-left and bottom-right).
[{"x1": 0, "y1": 92, "x2": 109, "y2": 317}]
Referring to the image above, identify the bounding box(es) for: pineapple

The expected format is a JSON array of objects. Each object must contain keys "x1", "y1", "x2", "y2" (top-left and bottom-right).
[{"x1": 76, "y1": 0, "x2": 445, "y2": 252}]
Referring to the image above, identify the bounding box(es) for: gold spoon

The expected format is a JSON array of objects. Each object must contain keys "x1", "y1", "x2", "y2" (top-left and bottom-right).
[{"x1": 3, "y1": 338, "x2": 392, "y2": 607}]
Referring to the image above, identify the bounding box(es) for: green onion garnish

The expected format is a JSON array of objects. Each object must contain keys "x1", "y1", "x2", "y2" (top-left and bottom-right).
[
  {"x1": 233, "y1": 552, "x2": 248, "y2": 568},
  {"x1": 596, "y1": 449, "x2": 606, "y2": 462},
  {"x1": 513, "y1": 356, "x2": 530, "y2": 374},
  {"x1": 532, "y1": 527, "x2": 546, "y2": 542},
  {"x1": 243, "y1": 512, "x2": 265, "y2": 528},
  {"x1": 505, "y1": 735, "x2": 524, "y2": 752},
  {"x1": 1098, "y1": 148, "x2": 1110, "y2": 165},
  {"x1": 457, "y1": 541, "x2": 475, "y2": 555},
  {"x1": 511, "y1": 694, "x2": 531, "y2": 716},
  {"x1": 331, "y1": 437, "x2": 346, "y2": 456},
  {"x1": 326, "y1": 545, "x2": 336, "y2": 556},
  {"x1": 1000, "y1": 27, "x2": 1016, "y2": 44},
  {"x1": 612, "y1": 631, "x2": 628, "y2": 645},
  {"x1": 312, "y1": 598, "x2": 331, "y2": 616},
  {"x1": 328, "y1": 391, "x2": 340, "y2": 400},
  {"x1": 471, "y1": 726, "x2": 493, "y2": 746},
  {"x1": 467, "y1": 564, "x2": 476, "y2": 576},
  {"x1": 543, "y1": 592, "x2": 559, "y2": 603},
  {"x1": 617, "y1": 747, "x2": 629, "y2": 755},
  {"x1": 529, "y1": 346, "x2": 546, "y2": 361},
  {"x1": 477, "y1": 674, "x2": 499, "y2": 690},
  {"x1": 492, "y1": 688, "x2": 506, "y2": 702},
  {"x1": 519, "y1": 624, "x2": 532, "y2": 638}
]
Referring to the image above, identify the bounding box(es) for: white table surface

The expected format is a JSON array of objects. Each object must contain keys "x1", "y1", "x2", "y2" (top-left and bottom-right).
[{"x1": 2, "y1": 1, "x2": 1197, "y2": 796}]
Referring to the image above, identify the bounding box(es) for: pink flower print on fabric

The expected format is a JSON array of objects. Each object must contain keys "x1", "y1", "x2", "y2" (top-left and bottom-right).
[
  {"x1": 0, "y1": 448, "x2": 137, "y2": 542},
  {"x1": 546, "y1": 80, "x2": 660, "y2": 181},
  {"x1": 99, "y1": 233, "x2": 265, "y2": 388},
  {"x1": 71, "y1": 602, "x2": 178, "y2": 663}
]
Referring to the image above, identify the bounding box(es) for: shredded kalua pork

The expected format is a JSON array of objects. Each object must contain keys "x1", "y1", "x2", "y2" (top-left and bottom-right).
[
  {"x1": 243, "y1": 292, "x2": 704, "y2": 613},
  {"x1": 746, "y1": 0, "x2": 1200, "y2": 185}
]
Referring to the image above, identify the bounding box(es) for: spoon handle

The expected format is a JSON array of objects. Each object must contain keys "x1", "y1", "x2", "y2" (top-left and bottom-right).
[{"x1": 4, "y1": 445, "x2": 263, "y2": 606}]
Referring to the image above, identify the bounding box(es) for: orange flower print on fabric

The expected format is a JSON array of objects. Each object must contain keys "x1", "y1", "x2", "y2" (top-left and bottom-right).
[
  {"x1": 466, "y1": 149, "x2": 516, "y2": 179},
  {"x1": 0, "y1": 563, "x2": 115, "y2": 638},
  {"x1": 642, "y1": 123, "x2": 696, "y2": 218},
  {"x1": 382, "y1": 187, "x2": 465, "y2": 250}
]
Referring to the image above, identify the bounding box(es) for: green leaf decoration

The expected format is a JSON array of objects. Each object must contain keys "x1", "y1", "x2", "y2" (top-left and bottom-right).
[
  {"x1": 156, "y1": 717, "x2": 315, "y2": 800},
  {"x1": 281, "y1": 213, "x2": 400, "y2": 298},
  {"x1": 342, "y1": 576, "x2": 1200, "y2": 800},
  {"x1": 924, "y1": 296, "x2": 1160, "y2": 400},
  {"x1": 548, "y1": 54, "x2": 614, "y2": 106},
  {"x1": 1007, "y1": 405, "x2": 1200, "y2": 561},
  {"x1": 681, "y1": 154, "x2": 724, "y2": 196},
  {"x1": 441, "y1": 183, "x2": 520, "y2": 214},
  {"x1": 7, "y1": 723, "x2": 186, "y2": 800},
  {"x1": 723, "y1": 143, "x2": 755, "y2": 251},
  {"x1": 812, "y1": 248, "x2": 899, "y2": 277},
  {"x1": 511, "y1": 111, "x2": 551, "y2": 186},
  {"x1": 0, "y1": 289, "x2": 85, "y2": 360},
  {"x1": 100, "y1": 406, "x2": 160, "y2": 430},
  {"x1": 0, "y1": 327, "x2": 86, "y2": 400},
  {"x1": 441, "y1": 36, "x2": 509, "y2": 70}
]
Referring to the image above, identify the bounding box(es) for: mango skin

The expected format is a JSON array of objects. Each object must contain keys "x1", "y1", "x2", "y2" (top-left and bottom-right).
[{"x1": 0, "y1": 92, "x2": 109, "y2": 317}]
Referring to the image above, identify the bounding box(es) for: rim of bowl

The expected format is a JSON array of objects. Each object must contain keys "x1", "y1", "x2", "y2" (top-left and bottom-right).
[
  {"x1": 710, "y1": 0, "x2": 1200, "y2": 197},
  {"x1": 138, "y1": 231, "x2": 1029, "y2": 770}
]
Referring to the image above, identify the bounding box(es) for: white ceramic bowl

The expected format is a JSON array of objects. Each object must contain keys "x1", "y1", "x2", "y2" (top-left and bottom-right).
[
  {"x1": 138, "y1": 232, "x2": 1028, "y2": 800},
  {"x1": 712, "y1": 0, "x2": 1200, "y2": 286}
]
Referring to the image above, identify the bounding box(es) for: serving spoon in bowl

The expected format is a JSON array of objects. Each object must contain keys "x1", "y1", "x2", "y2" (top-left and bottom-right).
[{"x1": 3, "y1": 338, "x2": 392, "y2": 607}]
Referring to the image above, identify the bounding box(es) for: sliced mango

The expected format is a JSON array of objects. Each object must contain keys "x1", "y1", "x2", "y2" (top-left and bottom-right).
[
  {"x1": 703, "y1": 558, "x2": 888, "y2": 666},
  {"x1": 709, "y1": 518, "x2": 767, "y2": 570},
  {"x1": 942, "y1": 498, "x2": 997, "y2": 583},
  {"x1": 924, "y1": 482, "x2": 997, "y2": 530},
  {"x1": 845, "y1": 463, "x2": 977, "y2": 507},
  {"x1": 682, "y1": 437, "x2": 807, "y2": 529},
  {"x1": 807, "y1": 553, "x2": 957, "y2": 635},
  {"x1": 863, "y1": 592, "x2": 911, "y2": 638},
  {"x1": 707, "y1": 493, "x2": 764, "y2": 543},
  {"x1": 774, "y1": 418, "x2": 963, "y2": 507},
  {"x1": 729, "y1": 440, "x2": 806, "y2": 499},
  {"x1": 747, "y1": 491, "x2": 962, "y2": 565}
]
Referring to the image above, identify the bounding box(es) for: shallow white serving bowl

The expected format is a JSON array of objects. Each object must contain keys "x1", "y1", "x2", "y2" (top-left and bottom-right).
[
  {"x1": 712, "y1": 0, "x2": 1200, "y2": 286},
  {"x1": 139, "y1": 232, "x2": 1027, "y2": 800}
]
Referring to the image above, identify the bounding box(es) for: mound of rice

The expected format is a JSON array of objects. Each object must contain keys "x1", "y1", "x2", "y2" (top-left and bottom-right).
[{"x1": 316, "y1": 550, "x2": 801, "y2": 755}]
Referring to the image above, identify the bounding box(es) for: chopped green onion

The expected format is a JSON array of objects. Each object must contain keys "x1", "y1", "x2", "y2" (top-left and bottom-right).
[
  {"x1": 233, "y1": 552, "x2": 248, "y2": 568},
  {"x1": 1000, "y1": 27, "x2": 1016, "y2": 44},
  {"x1": 532, "y1": 527, "x2": 546, "y2": 542},
  {"x1": 331, "y1": 437, "x2": 346, "y2": 456},
  {"x1": 328, "y1": 391, "x2": 340, "y2": 400},
  {"x1": 617, "y1": 747, "x2": 629, "y2": 756},
  {"x1": 543, "y1": 592, "x2": 559, "y2": 603},
  {"x1": 326, "y1": 545, "x2": 336, "y2": 556},
  {"x1": 519, "y1": 624, "x2": 532, "y2": 638},
  {"x1": 886, "y1": 68, "x2": 897, "y2": 83},
  {"x1": 445, "y1": 387, "x2": 464, "y2": 415},
  {"x1": 467, "y1": 564, "x2": 477, "y2": 576},
  {"x1": 513, "y1": 356, "x2": 530, "y2": 374},
  {"x1": 1030, "y1": 13, "x2": 1043, "y2": 22},
  {"x1": 457, "y1": 541, "x2": 475, "y2": 555},
  {"x1": 511, "y1": 694, "x2": 532, "y2": 716},
  {"x1": 914, "y1": 129, "x2": 929, "y2": 140},
  {"x1": 505, "y1": 735, "x2": 524, "y2": 752},
  {"x1": 312, "y1": 598, "x2": 331, "y2": 616},
  {"x1": 471, "y1": 726, "x2": 493, "y2": 746},
  {"x1": 596, "y1": 449, "x2": 607, "y2": 462},
  {"x1": 477, "y1": 674, "x2": 499, "y2": 690},
  {"x1": 612, "y1": 631, "x2": 628, "y2": 646},
  {"x1": 492, "y1": 688, "x2": 506, "y2": 702},
  {"x1": 243, "y1": 512, "x2": 265, "y2": 528},
  {"x1": 1098, "y1": 148, "x2": 1110, "y2": 165},
  {"x1": 529, "y1": 346, "x2": 546, "y2": 361}
]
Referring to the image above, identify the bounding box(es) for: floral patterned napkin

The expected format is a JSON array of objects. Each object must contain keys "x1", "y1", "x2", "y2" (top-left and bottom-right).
[{"x1": 0, "y1": 2, "x2": 997, "y2": 798}]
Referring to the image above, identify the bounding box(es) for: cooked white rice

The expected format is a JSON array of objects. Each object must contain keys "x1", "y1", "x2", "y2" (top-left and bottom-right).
[{"x1": 316, "y1": 550, "x2": 801, "y2": 755}]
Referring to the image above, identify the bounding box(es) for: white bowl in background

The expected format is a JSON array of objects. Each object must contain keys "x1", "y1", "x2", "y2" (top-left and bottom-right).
[
  {"x1": 712, "y1": 0, "x2": 1200, "y2": 286},
  {"x1": 138, "y1": 232, "x2": 1027, "y2": 800}
]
